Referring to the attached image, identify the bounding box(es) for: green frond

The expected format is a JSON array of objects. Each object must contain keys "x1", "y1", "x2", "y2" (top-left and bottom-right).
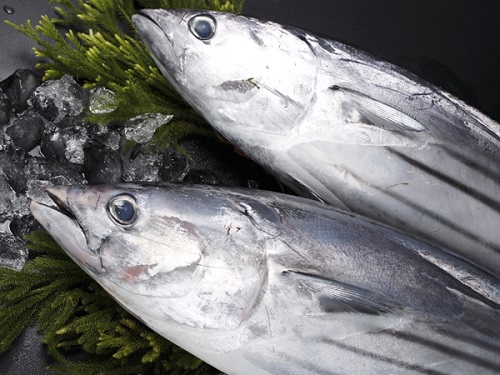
[
  {"x1": 7, "y1": 0, "x2": 245, "y2": 149},
  {"x1": 38, "y1": 289, "x2": 82, "y2": 332},
  {"x1": 152, "y1": 120, "x2": 215, "y2": 152},
  {"x1": 1, "y1": 229, "x2": 215, "y2": 373},
  {"x1": 24, "y1": 231, "x2": 72, "y2": 260},
  {"x1": 50, "y1": 355, "x2": 145, "y2": 375},
  {"x1": 136, "y1": 0, "x2": 244, "y2": 13},
  {"x1": 0, "y1": 291, "x2": 50, "y2": 351},
  {"x1": 2, "y1": 0, "x2": 246, "y2": 372},
  {"x1": 140, "y1": 332, "x2": 162, "y2": 363},
  {"x1": 0, "y1": 314, "x2": 37, "y2": 352},
  {"x1": 162, "y1": 345, "x2": 207, "y2": 374}
]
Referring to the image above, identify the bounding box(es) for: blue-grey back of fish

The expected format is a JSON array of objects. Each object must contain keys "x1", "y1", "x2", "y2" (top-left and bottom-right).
[
  {"x1": 31, "y1": 183, "x2": 500, "y2": 374},
  {"x1": 132, "y1": 9, "x2": 500, "y2": 278}
]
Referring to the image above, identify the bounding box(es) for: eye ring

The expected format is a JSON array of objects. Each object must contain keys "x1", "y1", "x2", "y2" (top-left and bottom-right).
[
  {"x1": 107, "y1": 194, "x2": 138, "y2": 227},
  {"x1": 188, "y1": 14, "x2": 217, "y2": 40}
]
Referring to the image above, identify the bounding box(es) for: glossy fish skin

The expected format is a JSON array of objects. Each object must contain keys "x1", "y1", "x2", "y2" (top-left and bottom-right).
[
  {"x1": 132, "y1": 10, "x2": 500, "y2": 278},
  {"x1": 31, "y1": 183, "x2": 500, "y2": 375}
]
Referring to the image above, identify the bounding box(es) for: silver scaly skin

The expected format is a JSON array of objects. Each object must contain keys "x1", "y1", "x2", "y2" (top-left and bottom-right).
[
  {"x1": 31, "y1": 183, "x2": 500, "y2": 375},
  {"x1": 132, "y1": 10, "x2": 500, "y2": 278}
]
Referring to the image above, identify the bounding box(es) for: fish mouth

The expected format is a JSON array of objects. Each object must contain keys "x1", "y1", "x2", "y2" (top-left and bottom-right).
[
  {"x1": 133, "y1": 10, "x2": 176, "y2": 45},
  {"x1": 134, "y1": 10, "x2": 171, "y2": 42},
  {"x1": 45, "y1": 186, "x2": 74, "y2": 219},
  {"x1": 30, "y1": 186, "x2": 105, "y2": 274},
  {"x1": 132, "y1": 11, "x2": 184, "y2": 92}
]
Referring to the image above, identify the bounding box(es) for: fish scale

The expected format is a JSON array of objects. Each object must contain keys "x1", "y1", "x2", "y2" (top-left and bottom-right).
[
  {"x1": 132, "y1": 9, "x2": 500, "y2": 278},
  {"x1": 30, "y1": 183, "x2": 500, "y2": 375}
]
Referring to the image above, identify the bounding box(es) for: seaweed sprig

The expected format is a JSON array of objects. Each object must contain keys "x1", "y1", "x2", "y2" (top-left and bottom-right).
[
  {"x1": 5, "y1": 0, "x2": 244, "y2": 147},
  {"x1": 1, "y1": 0, "x2": 245, "y2": 372},
  {"x1": 0, "y1": 231, "x2": 210, "y2": 374}
]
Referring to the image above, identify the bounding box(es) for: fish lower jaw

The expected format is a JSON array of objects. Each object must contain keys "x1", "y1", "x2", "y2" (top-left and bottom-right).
[{"x1": 30, "y1": 201, "x2": 104, "y2": 273}]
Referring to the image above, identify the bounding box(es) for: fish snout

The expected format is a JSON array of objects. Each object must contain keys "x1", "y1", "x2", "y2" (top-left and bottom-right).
[
  {"x1": 45, "y1": 185, "x2": 71, "y2": 214},
  {"x1": 30, "y1": 197, "x2": 105, "y2": 275}
]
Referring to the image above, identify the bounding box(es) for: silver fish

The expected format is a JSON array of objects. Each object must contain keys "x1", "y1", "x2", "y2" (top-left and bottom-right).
[
  {"x1": 31, "y1": 183, "x2": 500, "y2": 374},
  {"x1": 132, "y1": 10, "x2": 500, "y2": 278}
]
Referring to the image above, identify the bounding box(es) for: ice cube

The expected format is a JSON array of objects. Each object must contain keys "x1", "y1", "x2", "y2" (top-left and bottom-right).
[
  {"x1": 123, "y1": 150, "x2": 162, "y2": 182},
  {"x1": 5, "y1": 111, "x2": 45, "y2": 151},
  {"x1": 31, "y1": 74, "x2": 89, "y2": 122},
  {"x1": 158, "y1": 148, "x2": 189, "y2": 182},
  {"x1": 0, "y1": 227, "x2": 27, "y2": 270},
  {"x1": 124, "y1": 113, "x2": 172, "y2": 144},
  {"x1": 40, "y1": 115, "x2": 88, "y2": 165},
  {"x1": 83, "y1": 143, "x2": 123, "y2": 184},
  {"x1": 88, "y1": 87, "x2": 117, "y2": 114},
  {"x1": 0, "y1": 88, "x2": 11, "y2": 125},
  {"x1": 0, "y1": 69, "x2": 40, "y2": 113}
]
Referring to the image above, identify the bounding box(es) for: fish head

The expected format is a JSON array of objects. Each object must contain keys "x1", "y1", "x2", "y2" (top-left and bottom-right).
[
  {"x1": 30, "y1": 184, "x2": 202, "y2": 296},
  {"x1": 30, "y1": 184, "x2": 277, "y2": 328},
  {"x1": 133, "y1": 9, "x2": 318, "y2": 141}
]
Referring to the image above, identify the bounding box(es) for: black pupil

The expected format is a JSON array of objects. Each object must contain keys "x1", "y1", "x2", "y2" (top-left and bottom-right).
[
  {"x1": 113, "y1": 200, "x2": 135, "y2": 222},
  {"x1": 194, "y1": 20, "x2": 213, "y2": 39}
]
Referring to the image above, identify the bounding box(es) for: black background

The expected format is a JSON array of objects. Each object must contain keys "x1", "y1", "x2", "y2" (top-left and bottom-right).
[{"x1": 0, "y1": 1, "x2": 57, "y2": 81}]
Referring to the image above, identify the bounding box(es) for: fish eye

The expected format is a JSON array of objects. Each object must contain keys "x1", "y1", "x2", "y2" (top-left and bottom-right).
[
  {"x1": 188, "y1": 14, "x2": 216, "y2": 40},
  {"x1": 108, "y1": 195, "x2": 138, "y2": 227}
]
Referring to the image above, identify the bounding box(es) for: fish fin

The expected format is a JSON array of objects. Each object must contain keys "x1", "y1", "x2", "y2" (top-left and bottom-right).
[
  {"x1": 285, "y1": 172, "x2": 351, "y2": 210},
  {"x1": 331, "y1": 85, "x2": 426, "y2": 132},
  {"x1": 286, "y1": 173, "x2": 327, "y2": 203},
  {"x1": 283, "y1": 270, "x2": 400, "y2": 315},
  {"x1": 415, "y1": 247, "x2": 500, "y2": 307}
]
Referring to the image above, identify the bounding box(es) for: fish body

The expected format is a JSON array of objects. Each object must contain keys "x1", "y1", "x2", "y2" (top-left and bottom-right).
[
  {"x1": 31, "y1": 183, "x2": 500, "y2": 374},
  {"x1": 132, "y1": 10, "x2": 500, "y2": 278}
]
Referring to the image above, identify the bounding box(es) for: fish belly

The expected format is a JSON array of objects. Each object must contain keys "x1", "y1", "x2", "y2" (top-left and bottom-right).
[{"x1": 286, "y1": 140, "x2": 500, "y2": 277}]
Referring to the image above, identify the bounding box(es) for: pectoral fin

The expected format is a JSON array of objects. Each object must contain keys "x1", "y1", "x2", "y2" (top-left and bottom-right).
[
  {"x1": 331, "y1": 85, "x2": 426, "y2": 132},
  {"x1": 283, "y1": 270, "x2": 400, "y2": 315}
]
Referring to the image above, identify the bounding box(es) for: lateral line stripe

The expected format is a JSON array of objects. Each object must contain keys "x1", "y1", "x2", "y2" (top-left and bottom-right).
[
  {"x1": 374, "y1": 330, "x2": 500, "y2": 372},
  {"x1": 321, "y1": 338, "x2": 447, "y2": 375},
  {"x1": 346, "y1": 169, "x2": 500, "y2": 256},
  {"x1": 388, "y1": 147, "x2": 500, "y2": 215},
  {"x1": 442, "y1": 146, "x2": 500, "y2": 181},
  {"x1": 433, "y1": 327, "x2": 500, "y2": 355}
]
